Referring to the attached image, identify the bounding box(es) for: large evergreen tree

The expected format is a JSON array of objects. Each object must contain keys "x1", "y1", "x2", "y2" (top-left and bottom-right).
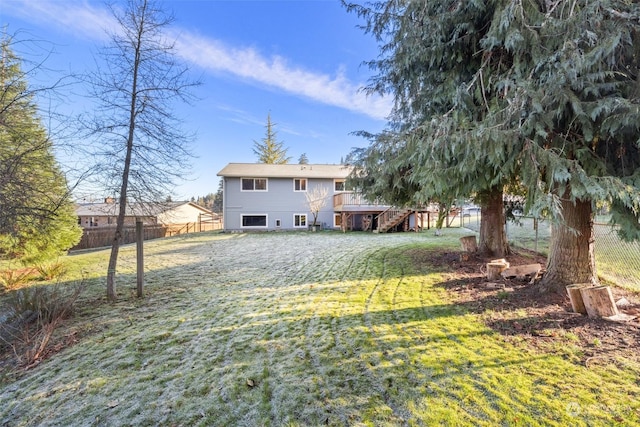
[
  {"x1": 0, "y1": 35, "x2": 81, "y2": 264},
  {"x1": 345, "y1": 0, "x2": 511, "y2": 256},
  {"x1": 253, "y1": 113, "x2": 291, "y2": 164},
  {"x1": 346, "y1": 0, "x2": 640, "y2": 292}
]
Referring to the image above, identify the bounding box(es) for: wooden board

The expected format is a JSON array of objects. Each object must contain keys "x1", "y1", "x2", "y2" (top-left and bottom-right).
[
  {"x1": 565, "y1": 283, "x2": 594, "y2": 315},
  {"x1": 581, "y1": 286, "x2": 619, "y2": 318}
]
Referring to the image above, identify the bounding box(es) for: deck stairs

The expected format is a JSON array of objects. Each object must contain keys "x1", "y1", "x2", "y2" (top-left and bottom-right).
[{"x1": 375, "y1": 207, "x2": 413, "y2": 233}]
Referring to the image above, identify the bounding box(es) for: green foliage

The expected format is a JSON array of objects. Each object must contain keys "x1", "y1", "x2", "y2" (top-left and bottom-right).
[
  {"x1": 253, "y1": 113, "x2": 291, "y2": 164},
  {"x1": 193, "y1": 179, "x2": 223, "y2": 213},
  {"x1": 0, "y1": 35, "x2": 82, "y2": 264},
  {"x1": 345, "y1": 0, "x2": 640, "y2": 240},
  {"x1": 34, "y1": 261, "x2": 67, "y2": 281}
]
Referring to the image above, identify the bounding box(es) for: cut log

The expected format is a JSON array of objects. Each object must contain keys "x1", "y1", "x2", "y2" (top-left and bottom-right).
[
  {"x1": 460, "y1": 236, "x2": 477, "y2": 253},
  {"x1": 486, "y1": 261, "x2": 508, "y2": 280},
  {"x1": 580, "y1": 286, "x2": 619, "y2": 318},
  {"x1": 566, "y1": 283, "x2": 594, "y2": 315},
  {"x1": 501, "y1": 263, "x2": 542, "y2": 279},
  {"x1": 490, "y1": 258, "x2": 510, "y2": 268}
]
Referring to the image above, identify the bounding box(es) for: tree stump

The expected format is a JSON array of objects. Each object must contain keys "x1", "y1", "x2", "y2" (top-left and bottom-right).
[
  {"x1": 580, "y1": 286, "x2": 619, "y2": 318},
  {"x1": 486, "y1": 259, "x2": 509, "y2": 280},
  {"x1": 460, "y1": 236, "x2": 477, "y2": 253},
  {"x1": 565, "y1": 283, "x2": 593, "y2": 315}
]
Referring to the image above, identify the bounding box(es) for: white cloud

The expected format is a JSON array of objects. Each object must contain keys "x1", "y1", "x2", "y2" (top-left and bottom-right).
[
  {"x1": 5, "y1": 0, "x2": 392, "y2": 120},
  {"x1": 4, "y1": 0, "x2": 115, "y2": 42},
  {"x1": 175, "y1": 32, "x2": 390, "y2": 120}
]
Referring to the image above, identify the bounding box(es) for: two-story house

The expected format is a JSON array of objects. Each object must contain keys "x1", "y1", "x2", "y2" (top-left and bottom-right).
[{"x1": 217, "y1": 163, "x2": 427, "y2": 232}]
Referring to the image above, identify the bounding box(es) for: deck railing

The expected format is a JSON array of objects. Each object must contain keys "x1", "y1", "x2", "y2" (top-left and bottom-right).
[{"x1": 333, "y1": 192, "x2": 384, "y2": 208}]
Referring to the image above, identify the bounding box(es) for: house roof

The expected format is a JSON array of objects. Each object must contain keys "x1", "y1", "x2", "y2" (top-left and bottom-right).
[
  {"x1": 75, "y1": 201, "x2": 214, "y2": 217},
  {"x1": 217, "y1": 163, "x2": 353, "y2": 179}
]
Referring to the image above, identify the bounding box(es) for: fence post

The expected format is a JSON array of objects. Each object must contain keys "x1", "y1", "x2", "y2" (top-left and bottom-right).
[{"x1": 136, "y1": 219, "x2": 144, "y2": 298}]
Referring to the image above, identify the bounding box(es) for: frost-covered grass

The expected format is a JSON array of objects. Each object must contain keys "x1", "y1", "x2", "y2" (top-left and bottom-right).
[{"x1": 1, "y1": 230, "x2": 639, "y2": 426}]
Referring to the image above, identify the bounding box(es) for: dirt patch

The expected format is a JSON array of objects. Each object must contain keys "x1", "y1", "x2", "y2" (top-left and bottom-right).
[{"x1": 409, "y1": 248, "x2": 640, "y2": 366}]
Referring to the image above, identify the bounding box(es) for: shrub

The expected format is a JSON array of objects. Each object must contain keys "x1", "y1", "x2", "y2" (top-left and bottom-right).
[
  {"x1": 0, "y1": 282, "x2": 85, "y2": 366},
  {"x1": 34, "y1": 261, "x2": 67, "y2": 281}
]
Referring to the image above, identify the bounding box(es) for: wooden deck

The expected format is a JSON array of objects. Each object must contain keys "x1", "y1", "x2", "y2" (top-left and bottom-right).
[{"x1": 333, "y1": 192, "x2": 433, "y2": 232}]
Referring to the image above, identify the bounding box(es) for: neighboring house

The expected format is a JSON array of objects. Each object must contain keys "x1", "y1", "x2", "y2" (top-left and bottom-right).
[
  {"x1": 76, "y1": 200, "x2": 218, "y2": 230},
  {"x1": 217, "y1": 163, "x2": 429, "y2": 232}
]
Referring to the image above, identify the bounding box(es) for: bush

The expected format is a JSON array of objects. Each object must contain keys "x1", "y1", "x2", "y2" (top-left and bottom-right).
[
  {"x1": 0, "y1": 282, "x2": 85, "y2": 367},
  {"x1": 34, "y1": 261, "x2": 67, "y2": 281}
]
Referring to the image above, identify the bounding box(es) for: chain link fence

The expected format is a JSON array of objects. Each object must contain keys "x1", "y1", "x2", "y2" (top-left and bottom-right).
[{"x1": 463, "y1": 213, "x2": 640, "y2": 290}]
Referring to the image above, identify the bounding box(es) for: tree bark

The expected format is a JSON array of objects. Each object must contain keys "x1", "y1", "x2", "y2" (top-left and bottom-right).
[
  {"x1": 478, "y1": 186, "x2": 509, "y2": 257},
  {"x1": 105, "y1": 4, "x2": 144, "y2": 301},
  {"x1": 539, "y1": 195, "x2": 597, "y2": 293}
]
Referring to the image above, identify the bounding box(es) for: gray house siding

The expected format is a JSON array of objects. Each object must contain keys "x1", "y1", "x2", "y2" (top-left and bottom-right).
[{"x1": 222, "y1": 176, "x2": 338, "y2": 231}]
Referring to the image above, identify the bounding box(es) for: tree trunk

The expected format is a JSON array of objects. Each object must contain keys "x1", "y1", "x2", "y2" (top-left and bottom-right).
[
  {"x1": 435, "y1": 203, "x2": 448, "y2": 230},
  {"x1": 106, "y1": 225, "x2": 121, "y2": 301},
  {"x1": 539, "y1": 196, "x2": 597, "y2": 293},
  {"x1": 106, "y1": 12, "x2": 143, "y2": 301},
  {"x1": 478, "y1": 186, "x2": 509, "y2": 257}
]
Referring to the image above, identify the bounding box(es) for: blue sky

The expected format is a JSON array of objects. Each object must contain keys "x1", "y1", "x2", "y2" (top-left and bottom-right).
[{"x1": 2, "y1": 0, "x2": 389, "y2": 200}]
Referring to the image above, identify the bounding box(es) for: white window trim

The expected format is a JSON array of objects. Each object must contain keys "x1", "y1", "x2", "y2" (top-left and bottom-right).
[
  {"x1": 240, "y1": 177, "x2": 268, "y2": 192},
  {"x1": 293, "y1": 178, "x2": 307, "y2": 192},
  {"x1": 241, "y1": 214, "x2": 268, "y2": 228},
  {"x1": 293, "y1": 213, "x2": 308, "y2": 228},
  {"x1": 334, "y1": 213, "x2": 342, "y2": 228},
  {"x1": 334, "y1": 179, "x2": 346, "y2": 192}
]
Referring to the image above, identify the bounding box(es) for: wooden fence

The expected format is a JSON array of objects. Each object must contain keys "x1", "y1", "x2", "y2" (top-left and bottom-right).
[{"x1": 71, "y1": 219, "x2": 223, "y2": 251}]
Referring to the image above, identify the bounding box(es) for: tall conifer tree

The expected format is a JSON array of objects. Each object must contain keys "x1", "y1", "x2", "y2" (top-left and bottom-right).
[
  {"x1": 253, "y1": 113, "x2": 291, "y2": 164},
  {"x1": 345, "y1": 0, "x2": 640, "y2": 292},
  {"x1": 0, "y1": 35, "x2": 81, "y2": 263}
]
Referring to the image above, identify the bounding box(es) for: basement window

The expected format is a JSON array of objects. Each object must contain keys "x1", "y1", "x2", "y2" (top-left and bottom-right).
[{"x1": 241, "y1": 214, "x2": 267, "y2": 228}]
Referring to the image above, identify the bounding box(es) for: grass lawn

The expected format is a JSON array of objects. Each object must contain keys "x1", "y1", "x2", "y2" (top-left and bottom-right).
[{"x1": 1, "y1": 230, "x2": 639, "y2": 426}]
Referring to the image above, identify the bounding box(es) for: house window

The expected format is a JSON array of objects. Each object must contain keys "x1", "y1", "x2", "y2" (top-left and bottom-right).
[
  {"x1": 334, "y1": 179, "x2": 346, "y2": 192},
  {"x1": 294, "y1": 178, "x2": 307, "y2": 192},
  {"x1": 241, "y1": 214, "x2": 267, "y2": 228},
  {"x1": 294, "y1": 214, "x2": 307, "y2": 228},
  {"x1": 241, "y1": 178, "x2": 268, "y2": 191},
  {"x1": 275, "y1": 219, "x2": 281, "y2": 228}
]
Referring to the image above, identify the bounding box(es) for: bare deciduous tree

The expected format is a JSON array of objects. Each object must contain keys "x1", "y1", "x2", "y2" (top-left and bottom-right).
[
  {"x1": 305, "y1": 185, "x2": 329, "y2": 228},
  {"x1": 84, "y1": 0, "x2": 199, "y2": 301}
]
